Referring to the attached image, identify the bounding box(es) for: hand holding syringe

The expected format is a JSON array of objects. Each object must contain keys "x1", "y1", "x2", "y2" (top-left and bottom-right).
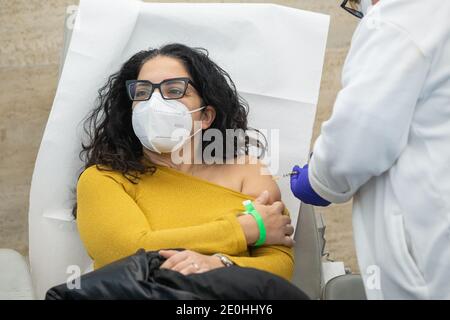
[{"x1": 287, "y1": 155, "x2": 331, "y2": 206}]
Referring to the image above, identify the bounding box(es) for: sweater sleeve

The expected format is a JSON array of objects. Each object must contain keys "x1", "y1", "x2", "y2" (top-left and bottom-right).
[
  {"x1": 76, "y1": 167, "x2": 248, "y2": 268},
  {"x1": 223, "y1": 245, "x2": 294, "y2": 281}
]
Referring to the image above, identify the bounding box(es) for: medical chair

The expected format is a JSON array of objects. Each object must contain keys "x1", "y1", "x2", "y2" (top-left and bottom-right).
[{"x1": 0, "y1": 1, "x2": 365, "y2": 300}]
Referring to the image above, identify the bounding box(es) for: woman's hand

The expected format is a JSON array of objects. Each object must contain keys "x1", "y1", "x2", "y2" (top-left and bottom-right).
[
  {"x1": 159, "y1": 249, "x2": 224, "y2": 275},
  {"x1": 238, "y1": 190, "x2": 295, "y2": 247}
]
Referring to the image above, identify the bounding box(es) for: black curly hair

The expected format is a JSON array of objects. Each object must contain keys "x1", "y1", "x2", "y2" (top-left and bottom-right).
[{"x1": 72, "y1": 43, "x2": 266, "y2": 218}]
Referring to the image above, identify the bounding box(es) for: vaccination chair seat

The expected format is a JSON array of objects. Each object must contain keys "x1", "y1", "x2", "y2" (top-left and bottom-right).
[{"x1": 0, "y1": 0, "x2": 365, "y2": 300}]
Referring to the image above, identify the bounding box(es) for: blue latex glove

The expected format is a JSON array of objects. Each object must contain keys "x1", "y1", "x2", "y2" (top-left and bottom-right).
[{"x1": 290, "y1": 164, "x2": 331, "y2": 207}]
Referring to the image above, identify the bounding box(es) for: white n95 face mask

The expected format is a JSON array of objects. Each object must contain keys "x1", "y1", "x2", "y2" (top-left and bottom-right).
[{"x1": 132, "y1": 92, "x2": 205, "y2": 154}]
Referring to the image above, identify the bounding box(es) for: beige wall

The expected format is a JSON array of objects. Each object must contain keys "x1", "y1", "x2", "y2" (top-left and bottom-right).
[{"x1": 0, "y1": 0, "x2": 359, "y2": 271}]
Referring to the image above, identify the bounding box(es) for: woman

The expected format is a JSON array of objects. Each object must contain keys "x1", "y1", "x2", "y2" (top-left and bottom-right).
[{"x1": 75, "y1": 43, "x2": 295, "y2": 280}]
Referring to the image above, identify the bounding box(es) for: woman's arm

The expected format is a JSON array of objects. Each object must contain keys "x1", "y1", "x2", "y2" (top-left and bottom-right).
[
  {"x1": 223, "y1": 245, "x2": 294, "y2": 281},
  {"x1": 76, "y1": 167, "x2": 249, "y2": 267},
  {"x1": 158, "y1": 244, "x2": 294, "y2": 280},
  {"x1": 232, "y1": 157, "x2": 295, "y2": 280},
  {"x1": 155, "y1": 158, "x2": 294, "y2": 280}
]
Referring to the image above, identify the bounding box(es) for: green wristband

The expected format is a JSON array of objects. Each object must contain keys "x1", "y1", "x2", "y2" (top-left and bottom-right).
[{"x1": 243, "y1": 200, "x2": 266, "y2": 247}]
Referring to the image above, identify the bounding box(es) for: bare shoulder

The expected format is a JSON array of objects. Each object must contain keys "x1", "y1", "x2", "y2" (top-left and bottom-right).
[{"x1": 233, "y1": 155, "x2": 281, "y2": 204}]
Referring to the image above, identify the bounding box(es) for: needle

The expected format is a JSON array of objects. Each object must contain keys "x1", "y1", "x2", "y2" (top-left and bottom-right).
[{"x1": 272, "y1": 171, "x2": 299, "y2": 181}]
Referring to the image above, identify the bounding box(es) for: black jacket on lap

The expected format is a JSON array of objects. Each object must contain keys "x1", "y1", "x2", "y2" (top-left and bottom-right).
[{"x1": 46, "y1": 249, "x2": 309, "y2": 300}]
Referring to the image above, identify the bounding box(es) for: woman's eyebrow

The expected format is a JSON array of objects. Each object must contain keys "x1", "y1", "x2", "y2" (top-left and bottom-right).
[{"x1": 137, "y1": 76, "x2": 192, "y2": 82}]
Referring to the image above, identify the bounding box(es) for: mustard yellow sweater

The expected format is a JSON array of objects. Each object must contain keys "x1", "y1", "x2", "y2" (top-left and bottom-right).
[{"x1": 76, "y1": 164, "x2": 294, "y2": 280}]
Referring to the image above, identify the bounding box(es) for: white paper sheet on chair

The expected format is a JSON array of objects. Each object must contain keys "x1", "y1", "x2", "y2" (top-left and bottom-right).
[{"x1": 29, "y1": 0, "x2": 329, "y2": 298}]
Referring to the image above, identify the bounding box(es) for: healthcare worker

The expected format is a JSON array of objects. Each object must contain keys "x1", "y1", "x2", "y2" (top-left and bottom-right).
[{"x1": 290, "y1": 0, "x2": 450, "y2": 299}]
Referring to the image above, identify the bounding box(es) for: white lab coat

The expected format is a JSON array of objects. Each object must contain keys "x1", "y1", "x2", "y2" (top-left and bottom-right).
[{"x1": 309, "y1": 0, "x2": 450, "y2": 299}]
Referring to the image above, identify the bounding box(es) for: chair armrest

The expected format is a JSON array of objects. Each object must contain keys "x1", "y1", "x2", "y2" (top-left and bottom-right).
[
  {"x1": 0, "y1": 249, "x2": 35, "y2": 299},
  {"x1": 291, "y1": 204, "x2": 323, "y2": 299},
  {"x1": 322, "y1": 274, "x2": 367, "y2": 300}
]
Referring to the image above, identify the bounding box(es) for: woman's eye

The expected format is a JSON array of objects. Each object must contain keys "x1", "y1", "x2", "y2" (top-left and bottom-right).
[{"x1": 168, "y1": 88, "x2": 183, "y2": 94}]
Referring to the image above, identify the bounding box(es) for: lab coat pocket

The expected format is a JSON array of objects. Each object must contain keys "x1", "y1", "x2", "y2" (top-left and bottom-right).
[{"x1": 391, "y1": 214, "x2": 426, "y2": 287}]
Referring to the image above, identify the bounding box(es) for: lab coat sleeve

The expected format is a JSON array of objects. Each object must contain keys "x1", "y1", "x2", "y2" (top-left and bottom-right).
[{"x1": 309, "y1": 19, "x2": 430, "y2": 203}]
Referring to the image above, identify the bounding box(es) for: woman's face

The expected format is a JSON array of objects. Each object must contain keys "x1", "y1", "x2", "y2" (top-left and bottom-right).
[{"x1": 132, "y1": 55, "x2": 214, "y2": 127}]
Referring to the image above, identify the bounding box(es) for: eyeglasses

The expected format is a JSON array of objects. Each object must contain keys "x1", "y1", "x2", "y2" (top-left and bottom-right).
[
  {"x1": 340, "y1": 0, "x2": 364, "y2": 19},
  {"x1": 125, "y1": 77, "x2": 198, "y2": 101}
]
